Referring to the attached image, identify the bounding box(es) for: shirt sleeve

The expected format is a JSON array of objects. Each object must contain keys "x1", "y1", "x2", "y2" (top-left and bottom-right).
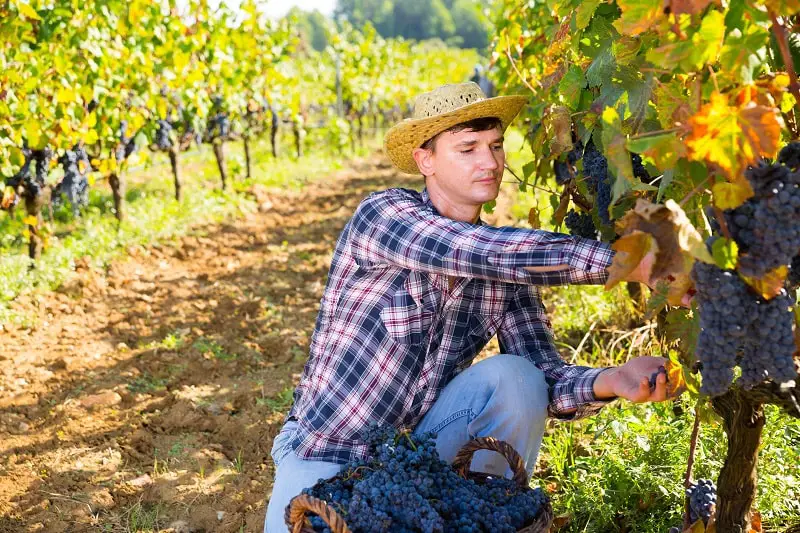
[
  {"x1": 496, "y1": 283, "x2": 616, "y2": 420},
  {"x1": 348, "y1": 189, "x2": 614, "y2": 286}
]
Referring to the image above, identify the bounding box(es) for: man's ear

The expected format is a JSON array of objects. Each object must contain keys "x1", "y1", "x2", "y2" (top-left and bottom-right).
[{"x1": 412, "y1": 147, "x2": 435, "y2": 177}]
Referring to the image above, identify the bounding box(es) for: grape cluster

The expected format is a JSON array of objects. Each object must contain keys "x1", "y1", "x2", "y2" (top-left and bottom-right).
[
  {"x1": 564, "y1": 209, "x2": 597, "y2": 239},
  {"x1": 7, "y1": 146, "x2": 52, "y2": 200},
  {"x1": 691, "y1": 261, "x2": 797, "y2": 396},
  {"x1": 631, "y1": 153, "x2": 651, "y2": 183},
  {"x1": 301, "y1": 424, "x2": 548, "y2": 533},
  {"x1": 582, "y1": 141, "x2": 612, "y2": 225},
  {"x1": 724, "y1": 161, "x2": 800, "y2": 278},
  {"x1": 115, "y1": 120, "x2": 137, "y2": 162},
  {"x1": 788, "y1": 255, "x2": 800, "y2": 289},
  {"x1": 53, "y1": 146, "x2": 91, "y2": 215},
  {"x1": 686, "y1": 479, "x2": 717, "y2": 525},
  {"x1": 778, "y1": 141, "x2": 800, "y2": 170},
  {"x1": 554, "y1": 141, "x2": 583, "y2": 185},
  {"x1": 155, "y1": 119, "x2": 173, "y2": 150}
]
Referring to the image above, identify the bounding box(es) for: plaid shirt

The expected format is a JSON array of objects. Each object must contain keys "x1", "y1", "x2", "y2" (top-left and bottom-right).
[{"x1": 286, "y1": 187, "x2": 616, "y2": 464}]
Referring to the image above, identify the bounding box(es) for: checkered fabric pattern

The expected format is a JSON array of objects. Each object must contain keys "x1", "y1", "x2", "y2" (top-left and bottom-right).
[{"x1": 286, "y1": 187, "x2": 617, "y2": 464}]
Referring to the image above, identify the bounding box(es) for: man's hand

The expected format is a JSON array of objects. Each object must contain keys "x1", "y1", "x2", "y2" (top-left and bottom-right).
[{"x1": 593, "y1": 356, "x2": 675, "y2": 403}]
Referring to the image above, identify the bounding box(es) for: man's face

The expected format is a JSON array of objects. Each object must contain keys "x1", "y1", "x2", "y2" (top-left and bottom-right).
[{"x1": 423, "y1": 127, "x2": 505, "y2": 208}]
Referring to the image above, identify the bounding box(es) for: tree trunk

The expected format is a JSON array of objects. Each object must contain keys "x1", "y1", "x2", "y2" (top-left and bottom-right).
[
  {"x1": 358, "y1": 114, "x2": 364, "y2": 147},
  {"x1": 24, "y1": 194, "x2": 43, "y2": 263},
  {"x1": 349, "y1": 119, "x2": 356, "y2": 154},
  {"x1": 244, "y1": 135, "x2": 252, "y2": 179},
  {"x1": 711, "y1": 389, "x2": 765, "y2": 532},
  {"x1": 293, "y1": 121, "x2": 303, "y2": 158},
  {"x1": 372, "y1": 112, "x2": 378, "y2": 132},
  {"x1": 169, "y1": 148, "x2": 181, "y2": 202},
  {"x1": 271, "y1": 112, "x2": 279, "y2": 158},
  {"x1": 109, "y1": 171, "x2": 125, "y2": 222},
  {"x1": 212, "y1": 140, "x2": 228, "y2": 190}
]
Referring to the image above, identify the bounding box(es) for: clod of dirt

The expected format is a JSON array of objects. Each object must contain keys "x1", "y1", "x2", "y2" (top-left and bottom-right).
[{"x1": 80, "y1": 391, "x2": 122, "y2": 410}]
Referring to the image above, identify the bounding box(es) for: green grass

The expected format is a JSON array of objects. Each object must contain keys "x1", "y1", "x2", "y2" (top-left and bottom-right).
[{"x1": 0, "y1": 130, "x2": 380, "y2": 328}]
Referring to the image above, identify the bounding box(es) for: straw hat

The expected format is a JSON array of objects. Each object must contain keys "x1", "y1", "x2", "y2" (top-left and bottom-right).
[{"x1": 384, "y1": 82, "x2": 528, "y2": 175}]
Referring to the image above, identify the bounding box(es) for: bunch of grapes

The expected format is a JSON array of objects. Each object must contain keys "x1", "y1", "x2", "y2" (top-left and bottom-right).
[
  {"x1": 564, "y1": 209, "x2": 597, "y2": 239},
  {"x1": 686, "y1": 479, "x2": 717, "y2": 525},
  {"x1": 301, "y1": 424, "x2": 548, "y2": 533},
  {"x1": 691, "y1": 260, "x2": 797, "y2": 396},
  {"x1": 53, "y1": 146, "x2": 91, "y2": 215},
  {"x1": 115, "y1": 120, "x2": 137, "y2": 162},
  {"x1": 582, "y1": 141, "x2": 612, "y2": 225},
  {"x1": 724, "y1": 159, "x2": 800, "y2": 278},
  {"x1": 7, "y1": 146, "x2": 53, "y2": 200},
  {"x1": 554, "y1": 141, "x2": 583, "y2": 185},
  {"x1": 154, "y1": 119, "x2": 173, "y2": 150}
]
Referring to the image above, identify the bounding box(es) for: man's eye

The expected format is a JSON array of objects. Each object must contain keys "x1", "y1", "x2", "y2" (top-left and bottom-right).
[
  {"x1": 460, "y1": 149, "x2": 474, "y2": 154},
  {"x1": 492, "y1": 145, "x2": 503, "y2": 151}
]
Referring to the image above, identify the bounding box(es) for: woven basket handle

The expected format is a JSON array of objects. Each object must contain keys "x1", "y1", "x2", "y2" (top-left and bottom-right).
[
  {"x1": 451, "y1": 436, "x2": 529, "y2": 488},
  {"x1": 286, "y1": 494, "x2": 352, "y2": 533}
]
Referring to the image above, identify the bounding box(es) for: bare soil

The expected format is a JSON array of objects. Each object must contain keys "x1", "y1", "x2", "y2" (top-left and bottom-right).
[{"x1": 0, "y1": 153, "x2": 520, "y2": 533}]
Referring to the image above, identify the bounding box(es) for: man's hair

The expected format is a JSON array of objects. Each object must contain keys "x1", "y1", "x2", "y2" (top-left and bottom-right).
[{"x1": 419, "y1": 117, "x2": 502, "y2": 152}]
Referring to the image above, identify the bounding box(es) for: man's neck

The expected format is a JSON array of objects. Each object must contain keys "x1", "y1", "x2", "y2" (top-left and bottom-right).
[{"x1": 426, "y1": 184, "x2": 482, "y2": 224}]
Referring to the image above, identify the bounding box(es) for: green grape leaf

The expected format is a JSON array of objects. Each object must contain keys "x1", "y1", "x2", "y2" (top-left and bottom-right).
[
  {"x1": 711, "y1": 238, "x2": 738, "y2": 270},
  {"x1": 558, "y1": 65, "x2": 585, "y2": 110},
  {"x1": 575, "y1": 0, "x2": 602, "y2": 30},
  {"x1": 586, "y1": 48, "x2": 615, "y2": 88},
  {"x1": 600, "y1": 107, "x2": 634, "y2": 205}
]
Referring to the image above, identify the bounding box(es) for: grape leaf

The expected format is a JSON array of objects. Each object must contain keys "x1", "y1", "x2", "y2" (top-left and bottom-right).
[
  {"x1": 614, "y1": 0, "x2": 664, "y2": 36},
  {"x1": 627, "y1": 133, "x2": 687, "y2": 172},
  {"x1": 711, "y1": 180, "x2": 754, "y2": 210},
  {"x1": 601, "y1": 107, "x2": 634, "y2": 205},
  {"x1": 575, "y1": 0, "x2": 601, "y2": 30},
  {"x1": 665, "y1": 0, "x2": 719, "y2": 15},
  {"x1": 559, "y1": 65, "x2": 585, "y2": 110},
  {"x1": 527, "y1": 207, "x2": 541, "y2": 229},
  {"x1": 605, "y1": 230, "x2": 658, "y2": 290},
  {"x1": 760, "y1": 0, "x2": 800, "y2": 16},
  {"x1": 741, "y1": 265, "x2": 788, "y2": 300},
  {"x1": 712, "y1": 238, "x2": 738, "y2": 270},
  {"x1": 610, "y1": 200, "x2": 712, "y2": 305},
  {"x1": 686, "y1": 92, "x2": 783, "y2": 179},
  {"x1": 545, "y1": 105, "x2": 573, "y2": 156}
]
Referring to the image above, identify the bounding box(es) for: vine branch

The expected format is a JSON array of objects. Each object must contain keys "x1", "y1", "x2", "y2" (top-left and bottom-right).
[
  {"x1": 770, "y1": 11, "x2": 800, "y2": 137},
  {"x1": 683, "y1": 410, "x2": 702, "y2": 531}
]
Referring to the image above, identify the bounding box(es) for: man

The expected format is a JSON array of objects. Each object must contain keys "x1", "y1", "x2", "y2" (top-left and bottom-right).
[{"x1": 264, "y1": 82, "x2": 673, "y2": 532}]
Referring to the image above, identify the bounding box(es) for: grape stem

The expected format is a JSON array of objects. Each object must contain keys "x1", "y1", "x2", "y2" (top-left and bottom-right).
[
  {"x1": 683, "y1": 410, "x2": 701, "y2": 531},
  {"x1": 770, "y1": 11, "x2": 800, "y2": 136}
]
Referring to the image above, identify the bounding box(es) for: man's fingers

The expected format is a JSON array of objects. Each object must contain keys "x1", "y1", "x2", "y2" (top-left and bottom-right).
[{"x1": 652, "y1": 372, "x2": 668, "y2": 402}]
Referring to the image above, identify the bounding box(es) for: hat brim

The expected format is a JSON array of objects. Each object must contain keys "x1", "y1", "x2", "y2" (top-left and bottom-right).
[{"x1": 384, "y1": 94, "x2": 528, "y2": 175}]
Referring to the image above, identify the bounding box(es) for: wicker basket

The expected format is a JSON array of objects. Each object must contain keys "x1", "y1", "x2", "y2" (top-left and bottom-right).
[{"x1": 285, "y1": 436, "x2": 553, "y2": 533}]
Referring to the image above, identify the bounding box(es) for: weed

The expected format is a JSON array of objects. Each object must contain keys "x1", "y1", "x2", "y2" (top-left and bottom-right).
[{"x1": 257, "y1": 386, "x2": 295, "y2": 413}]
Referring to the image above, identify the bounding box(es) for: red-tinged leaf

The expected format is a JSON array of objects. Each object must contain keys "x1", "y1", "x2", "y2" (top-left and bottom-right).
[
  {"x1": 1, "y1": 186, "x2": 16, "y2": 210},
  {"x1": 750, "y1": 510, "x2": 762, "y2": 533},
  {"x1": 614, "y1": 0, "x2": 664, "y2": 36},
  {"x1": 741, "y1": 265, "x2": 788, "y2": 300},
  {"x1": 552, "y1": 186, "x2": 571, "y2": 227},
  {"x1": 712, "y1": 180, "x2": 754, "y2": 210},
  {"x1": 686, "y1": 92, "x2": 783, "y2": 179},
  {"x1": 665, "y1": 0, "x2": 719, "y2": 15}
]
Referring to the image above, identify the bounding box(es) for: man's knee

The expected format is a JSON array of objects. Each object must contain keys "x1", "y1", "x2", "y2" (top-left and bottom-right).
[{"x1": 473, "y1": 354, "x2": 549, "y2": 414}]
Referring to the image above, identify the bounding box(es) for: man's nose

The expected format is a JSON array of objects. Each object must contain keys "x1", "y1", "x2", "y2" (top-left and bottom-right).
[{"x1": 478, "y1": 145, "x2": 500, "y2": 170}]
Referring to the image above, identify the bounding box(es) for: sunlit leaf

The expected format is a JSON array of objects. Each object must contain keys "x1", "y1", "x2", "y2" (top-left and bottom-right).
[
  {"x1": 601, "y1": 107, "x2": 634, "y2": 205},
  {"x1": 14, "y1": 0, "x2": 41, "y2": 20},
  {"x1": 712, "y1": 180, "x2": 754, "y2": 210},
  {"x1": 614, "y1": 0, "x2": 664, "y2": 36},
  {"x1": 605, "y1": 231, "x2": 658, "y2": 290},
  {"x1": 741, "y1": 265, "x2": 788, "y2": 300},
  {"x1": 627, "y1": 133, "x2": 687, "y2": 172},
  {"x1": 545, "y1": 105, "x2": 573, "y2": 156},
  {"x1": 686, "y1": 92, "x2": 783, "y2": 179},
  {"x1": 712, "y1": 238, "x2": 739, "y2": 270},
  {"x1": 23, "y1": 215, "x2": 38, "y2": 227}
]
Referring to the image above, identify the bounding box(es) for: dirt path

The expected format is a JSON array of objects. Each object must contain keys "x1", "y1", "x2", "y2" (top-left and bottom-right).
[{"x1": 0, "y1": 155, "x2": 420, "y2": 533}]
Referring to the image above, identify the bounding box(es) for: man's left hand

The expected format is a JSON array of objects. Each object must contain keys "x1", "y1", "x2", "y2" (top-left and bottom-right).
[{"x1": 594, "y1": 356, "x2": 673, "y2": 403}]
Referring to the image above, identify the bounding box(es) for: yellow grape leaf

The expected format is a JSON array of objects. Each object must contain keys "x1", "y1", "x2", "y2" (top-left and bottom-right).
[
  {"x1": 665, "y1": 359, "x2": 687, "y2": 397},
  {"x1": 741, "y1": 265, "x2": 788, "y2": 300},
  {"x1": 14, "y1": 0, "x2": 42, "y2": 20},
  {"x1": 687, "y1": 518, "x2": 707, "y2": 533},
  {"x1": 760, "y1": 0, "x2": 800, "y2": 16},
  {"x1": 687, "y1": 92, "x2": 783, "y2": 179},
  {"x1": 614, "y1": 0, "x2": 664, "y2": 36},
  {"x1": 1, "y1": 186, "x2": 16, "y2": 210},
  {"x1": 712, "y1": 180, "x2": 754, "y2": 210},
  {"x1": 605, "y1": 231, "x2": 658, "y2": 290},
  {"x1": 23, "y1": 215, "x2": 38, "y2": 227},
  {"x1": 545, "y1": 105, "x2": 573, "y2": 156}
]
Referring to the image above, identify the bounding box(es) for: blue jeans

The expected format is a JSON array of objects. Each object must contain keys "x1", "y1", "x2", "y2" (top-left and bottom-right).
[{"x1": 263, "y1": 354, "x2": 549, "y2": 533}]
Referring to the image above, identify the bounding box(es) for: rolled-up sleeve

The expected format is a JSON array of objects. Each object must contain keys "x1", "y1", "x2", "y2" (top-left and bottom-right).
[
  {"x1": 349, "y1": 189, "x2": 614, "y2": 286},
  {"x1": 497, "y1": 283, "x2": 616, "y2": 420}
]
